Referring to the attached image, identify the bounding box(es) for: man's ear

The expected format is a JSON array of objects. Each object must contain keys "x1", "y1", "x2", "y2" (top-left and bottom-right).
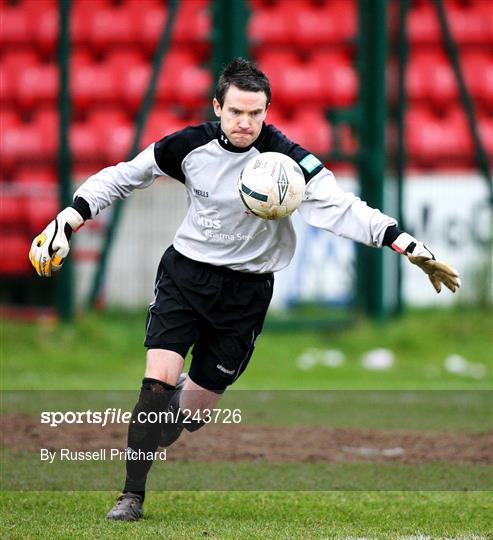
[{"x1": 212, "y1": 98, "x2": 221, "y2": 118}]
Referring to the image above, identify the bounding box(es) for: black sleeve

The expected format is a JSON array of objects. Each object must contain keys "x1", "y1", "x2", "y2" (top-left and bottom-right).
[
  {"x1": 382, "y1": 225, "x2": 404, "y2": 247},
  {"x1": 153, "y1": 122, "x2": 216, "y2": 183},
  {"x1": 71, "y1": 196, "x2": 92, "y2": 221},
  {"x1": 254, "y1": 124, "x2": 325, "y2": 184}
]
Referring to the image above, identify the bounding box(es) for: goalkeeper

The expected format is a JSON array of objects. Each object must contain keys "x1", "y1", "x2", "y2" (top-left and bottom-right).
[{"x1": 29, "y1": 58, "x2": 460, "y2": 521}]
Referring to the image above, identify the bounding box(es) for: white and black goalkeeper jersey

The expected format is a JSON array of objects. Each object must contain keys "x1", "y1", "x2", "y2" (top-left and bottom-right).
[{"x1": 74, "y1": 121, "x2": 396, "y2": 274}]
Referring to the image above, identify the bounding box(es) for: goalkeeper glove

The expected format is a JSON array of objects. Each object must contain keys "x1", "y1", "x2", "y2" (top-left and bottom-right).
[
  {"x1": 392, "y1": 233, "x2": 461, "y2": 293},
  {"x1": 29, "y1": 207, "x2": 85, "y2": 277}
]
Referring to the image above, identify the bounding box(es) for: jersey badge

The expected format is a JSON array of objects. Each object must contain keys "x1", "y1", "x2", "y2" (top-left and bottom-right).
[{"x1": 299, "y1": 154, "x2": 322, "y2": 173}]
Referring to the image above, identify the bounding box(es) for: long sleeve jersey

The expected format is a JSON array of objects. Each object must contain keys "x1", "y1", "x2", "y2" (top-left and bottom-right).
[{"x1": 74, "y1": 121, "x2": 397, "y2": 274}]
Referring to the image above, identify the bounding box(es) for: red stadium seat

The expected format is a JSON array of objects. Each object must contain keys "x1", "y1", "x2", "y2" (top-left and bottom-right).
[
  {"x1": 295, "y1": 109, "x2": 332, "y2": 155},
  {"x1": 407, "y1": 52, "x2": 458, "y2": 106},
  {"x1": 71, "y1": 49, "x2": 94, "y2": 70},
  {"x1": 15, "y1": 166, "x2": 57, "y2": 187},
  {"x1": 408, "y1": 1, "x2": 489, "y2": 45},
  {"x1": 0, "y1": 109, "x2": 18, "y2": 132},
  {"x1": 17, "y1": 63, "x2": 58, "y2": 110},
  {"x1": 462, "y1": 51, "x2": 493, "y2": 105},
  {"x1": 23, "y1": 0, "x2": 56, "y2": 11},
  {"x1": 406, "y1": 106, "x2": 441, "y2": 163},
  {"x1": 0, "y1": 52, "x2": 39, "y2": 104},
  {"x1": 121, "y1": 63, "x2": 151, "y2": 112},
  {"x1": 0, "y1": 191, "x2": 25, "y2": 229},
  {"x1": 24, "y1": 192, "x2": 59, "y2": 234},
  {"x1": 0, "y1": 123, "x2": 52, "y2": 169},
  {"x1": 290, "y1": 1, "x2": 357, "y2": 49},
  {"x1": 141, "y1": 110, "x2": 190, "y2": 149},
  {"x1": 34, "y1": 109, "x2": 58, "y2": 133},
  {"x1": 426, "y1": 52, "x2": 459, "y2": 105},
  {"x1": 71, "y1": 4, "x2": 95, "y2": 46},
  {"x1": 89, "y1": 8, "x2": 138, "y2": 51},
  {"x1": 248, "y1": 6, "x2": 291, "y2": 47},
  {"x1": 406, "y1": 105, "x2": 472, "y2": 164},
  {"x1": 276, "y1": 63, "x2": 324, "y2": 106},
  {"x1": 123, "y1": 0, "x2": 163, "y2": 9},
  {"x1": 478, "y1": 116, "x2": 493, "y2": 157},
  {"x1": 0, "y1": 233, "x2": 31, "y2": 275},
  {"x1": 311, "y1": 52, "x2": 358, "y2": 106},
  {"x1": 132, "y1": 5, "x2": 168, "y2": 54},
  {"x1": 105, "y1": 50, "x2": 146, "y2": 71},
  {"x1": 264, "y1": 105, "x2": 286, "y2": 128},
  {"x1": 170, "y1": 64, "x2": 212, "y2": 107},
  {"x1": 444, "y1": 1, "x2": 486, "y2": 46},
  {"x1": 256, "y1": 51, "x2": 298, "y2": 89},
  {"x1": 0, "y1": 65, "x2": 15, "y2": 104},
  {"x1": 293, "y1": 4, "x2": 339, "y2": 49},
  {"x1": 271, "y1": 109, "x2": 331, "y2": 156},
  {"x1": 406, "y1": 52, "x2": 429, "y2": 101},
  {"x1": 71, "y1": 63, "x2": 117, "y2": 110},
  {"x1": 173, "y1": 0, "x2": 210, "y2": 45},
  {"x1": 71, "y1": 0, "x2": 114, "y2": 45},
  {"x1": 156, "y1": 52, "x2": 211, "y2": 107},
  {"x1": 325, "y1": 0, "x2": 357, "y2": 43},
  {"x1": 34, "y1": 6, "x2": 58, "y2": 53},
  {"x1": 70, "y1": 121, "x2": 104, "y2": 164},
  {"x1": 100, "y1": 123, "x2": 134, "y2": 165},
  {"x1": 0, "y1": 7, "x2": 31, "y2": 47},
  {"x1": 87, "y1": 109, "x2": 131, "y2": 131}
]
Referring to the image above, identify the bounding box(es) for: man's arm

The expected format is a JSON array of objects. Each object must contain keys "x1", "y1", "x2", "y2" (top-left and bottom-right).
[
  {"x1": 299, "y1": 168, "x2": 396, "y2": 247},
  {"x1": 29, "y1": 144, "x2": 165, "y2": 277},
  {"x1": 299, "y1": 168, "x2": 460, "y2": 294},
  {"x1": 73, "y1": 144, "x2": 165, "y2": 218}
]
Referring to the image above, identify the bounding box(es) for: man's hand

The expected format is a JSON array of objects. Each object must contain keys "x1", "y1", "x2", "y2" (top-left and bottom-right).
[
  {"x1": 392, "y1": 233, "x2": 461, "y2": 293},
  {"x1": 29, "y1": 207, "x2": 84, "y2": 277}
]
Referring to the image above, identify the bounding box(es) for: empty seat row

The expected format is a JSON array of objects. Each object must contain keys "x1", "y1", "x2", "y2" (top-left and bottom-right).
[
  {"x1": 406, "y1": 106, "x2": 493, "y2": 164},
  {"x1": 258, "y1": 52, "x2": 358, "y2": 106},
  {"x1": 406, "y1": 1, "x2": 493, "y2": 46},
  {"x1": 406, "y1": 51, "x2": 492, "y2": 105},
  {"x1": 1, "y1": 0, "x2": 210, "y2": 53},
  {"x1": 0, "y1": 110, "x2": 197, "y2": 169},
  {"x1": 0, "y1": 233, "x2": 32, "y2": 275},
  {"x1": 249, "y1": 1, "x2": 357, "y2": 48},
  {"x1": 2, "y1": 104, "x2": 491, "y2": 180},
  {"x1": 1, "y1": 53, "x2": 212, "y2": 110},
  {"x1": 249, "y1": 0, "x2": 492, "y2": 48},
  {"x1": 0, "y1": 187, "x2": 58, "y2": 234}
]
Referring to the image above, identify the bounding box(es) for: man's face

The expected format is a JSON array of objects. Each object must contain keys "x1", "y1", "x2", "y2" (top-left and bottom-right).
[{"x1": 213, "y1": 85, "x2": 268, "y2": 148}]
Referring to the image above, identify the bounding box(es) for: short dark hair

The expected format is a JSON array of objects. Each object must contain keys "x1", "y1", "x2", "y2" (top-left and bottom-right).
[{"x1": 215, "y1": 57, "x2": 271, "y2": 108}]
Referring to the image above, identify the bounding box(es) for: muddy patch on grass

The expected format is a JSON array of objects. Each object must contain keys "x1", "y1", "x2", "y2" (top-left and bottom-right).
[{"x1": 2, "y1": 413, "x2": 491, "y2": 464}]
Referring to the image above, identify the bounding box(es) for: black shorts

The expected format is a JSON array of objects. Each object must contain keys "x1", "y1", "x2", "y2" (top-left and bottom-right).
[{"x1": 144, "y1": 245, "x2": 274, "y2": 392}]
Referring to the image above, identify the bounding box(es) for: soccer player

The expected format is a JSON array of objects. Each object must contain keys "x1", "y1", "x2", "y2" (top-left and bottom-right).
[{"x1": 29, "y1": 58, "x2": 460, "y2": 520}]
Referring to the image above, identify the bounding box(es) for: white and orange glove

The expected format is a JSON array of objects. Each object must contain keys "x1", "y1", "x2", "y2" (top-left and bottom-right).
[
  {"x1": 29, "y1": 207, "x2": 84, "y2": 277},
  {"x1": 392, "y1": 233, "x2": 461, "y2": 293}
]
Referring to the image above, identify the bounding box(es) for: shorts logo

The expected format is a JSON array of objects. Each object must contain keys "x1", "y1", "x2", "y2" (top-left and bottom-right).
[
  {"x1": 300, "y1": 154, "x2": 322, "y2": 173},
  {"x1": 217, "y1": 364, "x2": 235, "y2": 375}
]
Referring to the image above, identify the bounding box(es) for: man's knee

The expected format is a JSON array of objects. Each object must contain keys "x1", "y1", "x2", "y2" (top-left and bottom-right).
[{"x1": 145, "y1": 349, "x2": 184, "y2": 386}]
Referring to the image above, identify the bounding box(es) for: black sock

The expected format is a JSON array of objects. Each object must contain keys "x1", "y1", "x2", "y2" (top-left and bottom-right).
[
  {"x1": 123, "y1": 378, "x2": 175, "y2": 494},
  {"x1": 123, "y1": 490, "x2": 145, "y2": 502}
]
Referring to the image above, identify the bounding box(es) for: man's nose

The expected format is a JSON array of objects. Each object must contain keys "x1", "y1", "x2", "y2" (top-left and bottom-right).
[{"x1": 238, "y1": 115, "x2": 250, "y2": 129}]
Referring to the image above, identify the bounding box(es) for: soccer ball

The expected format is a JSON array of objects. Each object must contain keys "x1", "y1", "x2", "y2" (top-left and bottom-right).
[{"x1": 238, "y1": 152, "x2": 306, "y2": 220}]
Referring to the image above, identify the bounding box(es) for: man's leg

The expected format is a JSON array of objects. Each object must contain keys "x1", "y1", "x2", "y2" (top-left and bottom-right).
[
  {"x1": 159, "y1": 373, "x2": 222, "y2": 447},
  {"x1": 107, "y1": 349, "x2": 184, "y2": 521}
]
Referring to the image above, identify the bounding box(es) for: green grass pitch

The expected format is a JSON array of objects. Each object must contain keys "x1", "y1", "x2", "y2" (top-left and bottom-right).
[{"x1": 1, "y1": 306, "x2": 492, "y2": 538}]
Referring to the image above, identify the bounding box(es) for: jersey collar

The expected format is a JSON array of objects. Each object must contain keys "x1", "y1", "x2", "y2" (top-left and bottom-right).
[{"x1": 217, "y1": 123, "x2": 266, "y2": 153}]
